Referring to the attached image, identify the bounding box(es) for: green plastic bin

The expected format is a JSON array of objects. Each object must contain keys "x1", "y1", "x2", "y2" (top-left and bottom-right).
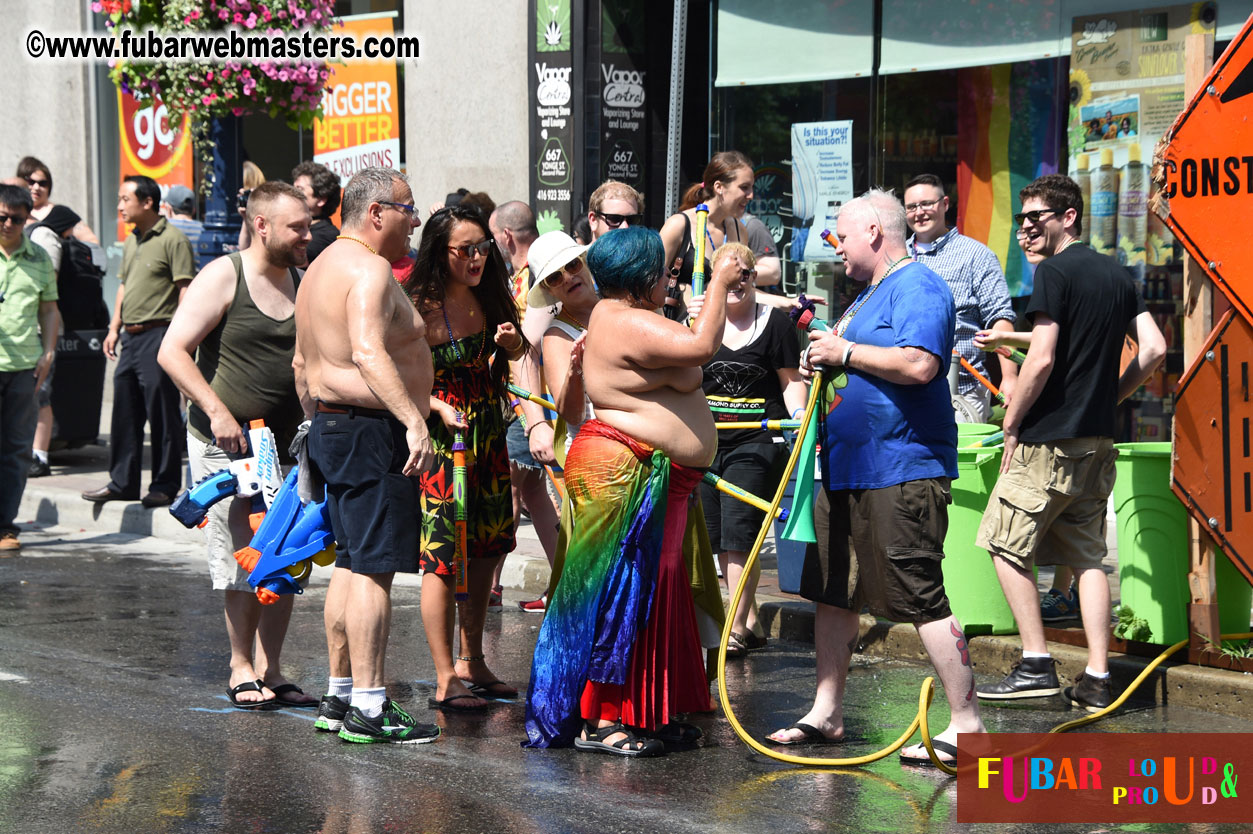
[
  {"x1": 943, "y1": 444, "x2": 1021, "y2": 635},
  {"x1": 957, "y1": 423, "x2": 1000, "y2": 442},
  {"x1": 1114, "y1": 442, "x2": 1253, "y2": 644}
]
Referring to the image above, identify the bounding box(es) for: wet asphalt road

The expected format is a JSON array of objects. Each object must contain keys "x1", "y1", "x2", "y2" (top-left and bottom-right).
[{"x1": 1, "y1": 524, "x2": 1249, "y2": 834}]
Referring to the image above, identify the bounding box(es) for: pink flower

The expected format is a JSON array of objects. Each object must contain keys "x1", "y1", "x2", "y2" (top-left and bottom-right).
[
  {"x1": 91, "y1": 1, "x2": 102, "y2": 12},
  {"x1": 221, "y1": 68, "x2": 231, "y2": 78},
  {"x1": 244, "y1": 13, "x2": 257, "y2": 28},
  {"x1": 233, "y1": 12, "x2": 243, "y2": 24},
  {"x1": 205, "y1": 71, "x2": 214, "y2": 81},
  {"x1": 190, "y1": 8, "x2": 200, "y2": 19},
  {"x1": 218, "y1": 8, "x2": 229, "y2": 20}
]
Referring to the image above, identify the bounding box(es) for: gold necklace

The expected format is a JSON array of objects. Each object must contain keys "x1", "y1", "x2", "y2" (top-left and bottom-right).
[{"x1": 336, "y1": 234, "x2": 377, "y2": 255}]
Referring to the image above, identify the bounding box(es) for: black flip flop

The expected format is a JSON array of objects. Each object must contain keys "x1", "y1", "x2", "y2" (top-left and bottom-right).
[
  {"x1": 464, "y1": 679, "x2": 518, "y2": 701},
  {"x1": 766, "y1": 722, "x2": 843, "y2": 746},
  {"x1": 270, "y1": 683, "x2": 317, "y2": 708},
  {"x1": 227, "y1": 679, "x2": 280, "y2": 711},
  {"x1": 428, "y1": 694, "x2": 489, "y2": 712},
  {"x1": 899, "y1": 738, "x2": 959, "y2": 768}
]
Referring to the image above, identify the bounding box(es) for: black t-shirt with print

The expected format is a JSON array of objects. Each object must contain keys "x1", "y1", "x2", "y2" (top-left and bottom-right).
[
  {"x1": 702, "y1": 305, "x2": 800, "y2": 448},
  {"x1": 1020, "y1": 243, "x2": 1146, "y2": 444}
]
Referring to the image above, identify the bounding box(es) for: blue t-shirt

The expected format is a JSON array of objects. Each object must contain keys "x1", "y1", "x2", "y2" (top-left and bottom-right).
[{"x1": 821, "y1": 261, "x2": 958, "y2": 490}]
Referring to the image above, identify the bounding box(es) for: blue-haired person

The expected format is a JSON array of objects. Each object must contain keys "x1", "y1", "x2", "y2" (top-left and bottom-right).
[{"x1": 523, "y1": 226, "x2": 744, "y2": 756}]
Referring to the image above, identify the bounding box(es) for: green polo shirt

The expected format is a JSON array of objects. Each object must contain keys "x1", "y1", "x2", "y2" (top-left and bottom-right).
[
  {"x1": 119, "y1": 217, "x2": 195, "y2": 324},
  {"x1": 0, "y1": 236, "x2": 57, "y2": 372}
]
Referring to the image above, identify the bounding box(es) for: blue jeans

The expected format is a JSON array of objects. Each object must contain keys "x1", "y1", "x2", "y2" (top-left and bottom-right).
[{"x1": 0, "y1": 369, "x2": 37, "y2": 533}]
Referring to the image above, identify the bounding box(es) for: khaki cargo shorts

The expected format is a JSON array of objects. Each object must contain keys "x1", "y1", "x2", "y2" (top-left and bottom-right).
[{"x1": 976, "y1": 437, "x2": 1117, "y2": 572}]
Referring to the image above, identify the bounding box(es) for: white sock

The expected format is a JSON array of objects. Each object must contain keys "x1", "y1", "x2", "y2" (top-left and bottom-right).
[
  {"x1": 352, "y1": 686, "x2": 386, "y2": 718},
  {"x1": 1085, "y1": 666, "x2": 1110, "y2": 679},
  {"x1": 1023, "y1": 651, "x2": 1051, "y2": 659},
  {"x1": 33, "y1": 449, "x2": 48, "y2": 464},
  {"x1": 328, "y1": 676, "x2": 353, "y2": 699}
]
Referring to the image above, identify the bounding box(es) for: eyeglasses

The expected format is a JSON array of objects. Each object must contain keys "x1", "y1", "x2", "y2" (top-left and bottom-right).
[
  {"x1": 448, "y1": 240, "x2": 493, "y2": 260},
  {"x1": 24, "y1": 178, "x2": 49, "y2": 189},
  {"x1": 593, "y1": 211, "x2": 644, "y2": 228},
  {"x1": 0, "y1": 213, "x2": 28, "y2": 226},
  {"x1": 1013, "y1": 209, "x2": 1059, "y2": 227},
  {"x1": 904, "y1": 198, "x2": 941, "y2": 214},
  {"x1": 381, "y1": 201, "x2": 416, "y2": 218},
  {"x1": 542, "y1": 257, "x2": 584, "y2": 287},
  {"x1": 735, "y1": 268, "x2": 757, "y2": 282}
]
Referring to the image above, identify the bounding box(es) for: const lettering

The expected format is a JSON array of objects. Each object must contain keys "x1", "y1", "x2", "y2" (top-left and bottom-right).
[{"x1": 1161, "y1": 156, "x2": 1253, "y2": 198}]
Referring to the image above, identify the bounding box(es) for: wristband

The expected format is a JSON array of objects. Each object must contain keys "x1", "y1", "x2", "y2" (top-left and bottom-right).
[
  {"x1": 791, "y1": 407, "x2": 804, "y2": 420},
  {"x1": 525, "y1": 419, "x2": 552, "y2": 438},
  {"x1": 841, "y1": 342, "x2": 857, "y2": 367}
]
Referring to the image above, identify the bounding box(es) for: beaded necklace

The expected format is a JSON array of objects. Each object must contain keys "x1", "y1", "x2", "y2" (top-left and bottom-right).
[
  {"x1": 336, "y1": 234, "x2": 377, "y2": 255},
  {"x1": 441, "y1": 300, "x2": 487, "y2": 363},
  {"x1": 834, "y1": 255, "x2": 909, "y2": 337}
]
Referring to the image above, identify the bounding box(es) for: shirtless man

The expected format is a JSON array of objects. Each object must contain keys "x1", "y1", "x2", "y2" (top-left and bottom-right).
[{"x1": 293, "y1": 167, "x2": 438, "y2": 745}]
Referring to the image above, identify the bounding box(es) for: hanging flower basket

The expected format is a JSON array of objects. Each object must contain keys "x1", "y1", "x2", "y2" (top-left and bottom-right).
[{"x1": 97, "y1": 0, "x2": 337, "y2": 187}]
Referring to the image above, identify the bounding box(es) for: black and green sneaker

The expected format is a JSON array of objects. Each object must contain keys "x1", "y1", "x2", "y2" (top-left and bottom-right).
[
  {"x1": 338, "y1": 700, "x2": 441, "y2": 744},
  {"x1": 314, "y1": 695, "x2": 351, "y2": 732}
]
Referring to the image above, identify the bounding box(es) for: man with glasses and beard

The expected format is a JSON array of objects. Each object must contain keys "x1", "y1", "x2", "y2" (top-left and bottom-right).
[
  {"x1": 0, "y1": 183, "x2": 59, "y2": 554},
  {"x1": 974, "y1": 174, "x2": 1164, "y2": 713},
  {"x1": 903, "y1": 173, "x2": 1017, "y2": 423},
  {"x1": 158, "y1": 182, "x2": 318, "y2": 710}
]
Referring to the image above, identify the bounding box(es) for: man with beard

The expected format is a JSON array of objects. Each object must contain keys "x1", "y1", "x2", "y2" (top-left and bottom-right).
[
  {"x1": 158, "y1": 182, "x2": 317, "y2": 709},
  {"x1": 294, "y1": 167, "x2": 440, "y2": 744}
]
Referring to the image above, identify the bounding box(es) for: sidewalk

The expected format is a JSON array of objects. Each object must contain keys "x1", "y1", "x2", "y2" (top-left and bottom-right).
[{"x1": 18, "y1": 434, "x2": 1253, "y2": 721}]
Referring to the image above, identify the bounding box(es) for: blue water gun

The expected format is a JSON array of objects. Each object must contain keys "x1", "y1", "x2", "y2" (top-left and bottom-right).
[
  {"x1": 233, "y1": 466, "x2": 336, "y2": 604},
  {"x1": 170, "y1": 420, "x2": 282, "y2": 528}
]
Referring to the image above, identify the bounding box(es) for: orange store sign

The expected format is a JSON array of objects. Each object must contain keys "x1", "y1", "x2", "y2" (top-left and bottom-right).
[
  {"x1": 1157, "y1": 15, "x2": 1253, "y2": 323},
  {"x1": 313, "y1": 15, "x2": 400, "y2": 184},
  {"x1": 116, "y1": 88, "x2": 193, "y2": 240}
]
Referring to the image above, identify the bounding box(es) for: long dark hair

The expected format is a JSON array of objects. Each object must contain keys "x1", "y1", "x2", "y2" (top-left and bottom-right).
[{"x1": 405, "y1": 205, "x2": 522, "y2": 391}]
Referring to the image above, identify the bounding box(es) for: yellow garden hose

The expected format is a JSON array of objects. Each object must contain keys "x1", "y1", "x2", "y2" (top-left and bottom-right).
[
  {"x1": 712, "y1": 368, "x2": 1248, "y2": 774},
  {"x1": 713, "y1": 370, "x2": 955, "y2": 771}
]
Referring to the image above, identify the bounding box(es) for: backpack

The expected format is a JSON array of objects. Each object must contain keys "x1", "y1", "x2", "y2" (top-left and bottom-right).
[{"x1": 32, "y1": 226, "x2": 110, "y2": 330}]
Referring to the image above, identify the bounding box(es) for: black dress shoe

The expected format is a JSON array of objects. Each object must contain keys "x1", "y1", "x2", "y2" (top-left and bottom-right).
[
  {"x1": 140, "y1": 491, "x2": 173, "y2": 508},
  {"x1": 82, "y1": 485, "x2": 137, "y2": 503},
  {"x1": 27, "y1": 457, "x2": 50, "y2": 478}
]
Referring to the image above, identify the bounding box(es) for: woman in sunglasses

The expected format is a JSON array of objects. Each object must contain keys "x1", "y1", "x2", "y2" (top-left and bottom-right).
[
  {"x1": 404, "y1": 205, "x2": 527, "y2": 713},
  {"x1": 524, "y1": 226, "x2": 743, "y2": 757},
  {"x1": 688, "y1": 242, "x2": 807, "y2": 656},
  {"x1": 658, "y1": 151, "x2": 756, "y2": 321},
  {"x1": 16, "y1": 156, "x2": 100, "y2": 244}
]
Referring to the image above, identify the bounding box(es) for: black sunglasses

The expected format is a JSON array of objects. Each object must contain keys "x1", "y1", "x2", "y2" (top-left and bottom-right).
[
  {"x1": 1012, "y1": 209, "x2": 1059, "y2": 227},
  {"x1": 594, "y1": 211, "x2": 644, "y2": 228}
]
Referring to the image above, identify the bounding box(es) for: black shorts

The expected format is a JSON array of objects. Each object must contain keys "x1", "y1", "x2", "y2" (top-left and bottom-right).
[
  {"x1": 308, "y1": 410, "x2": 419, "y2": 575},
  {"x1": 798, "y1": 478, "x2": 953, "y2": 623},
  {"x1": 699, "y1": 441, "x2": 787, "y2": 553}
]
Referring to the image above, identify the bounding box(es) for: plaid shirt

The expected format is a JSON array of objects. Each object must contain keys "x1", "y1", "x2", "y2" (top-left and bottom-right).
[{"x1": 907, "y1": 228, "x2": 1014, "y2": 399}]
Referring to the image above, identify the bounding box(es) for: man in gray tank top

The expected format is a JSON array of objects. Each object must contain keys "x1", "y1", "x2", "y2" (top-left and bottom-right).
[{"x1": 158, "y1": 182, "x2": 316, "y2": 711}]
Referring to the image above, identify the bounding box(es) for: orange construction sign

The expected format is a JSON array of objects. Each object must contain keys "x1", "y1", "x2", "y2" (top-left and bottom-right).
[
  {"x1": 1173, "y1": 309, "x2": 1253, "y2": 586},
  {"x1": 1156, "y1": 14, "x2": 1253, "y2": 324}
]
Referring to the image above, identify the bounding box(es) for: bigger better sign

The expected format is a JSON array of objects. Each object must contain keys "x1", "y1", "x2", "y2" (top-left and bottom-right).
[{"x1": 1157, "y1": 15, "x2": 1253, "y2": 322}]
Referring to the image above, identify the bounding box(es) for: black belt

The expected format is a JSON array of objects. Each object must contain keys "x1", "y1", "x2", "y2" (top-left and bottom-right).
[
  {"x1": 123, "y1": 320, "x2": 171, "y2": 335},
  {"x1": 315, "y1": 401, "x2": 392, "y2": 419}
]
